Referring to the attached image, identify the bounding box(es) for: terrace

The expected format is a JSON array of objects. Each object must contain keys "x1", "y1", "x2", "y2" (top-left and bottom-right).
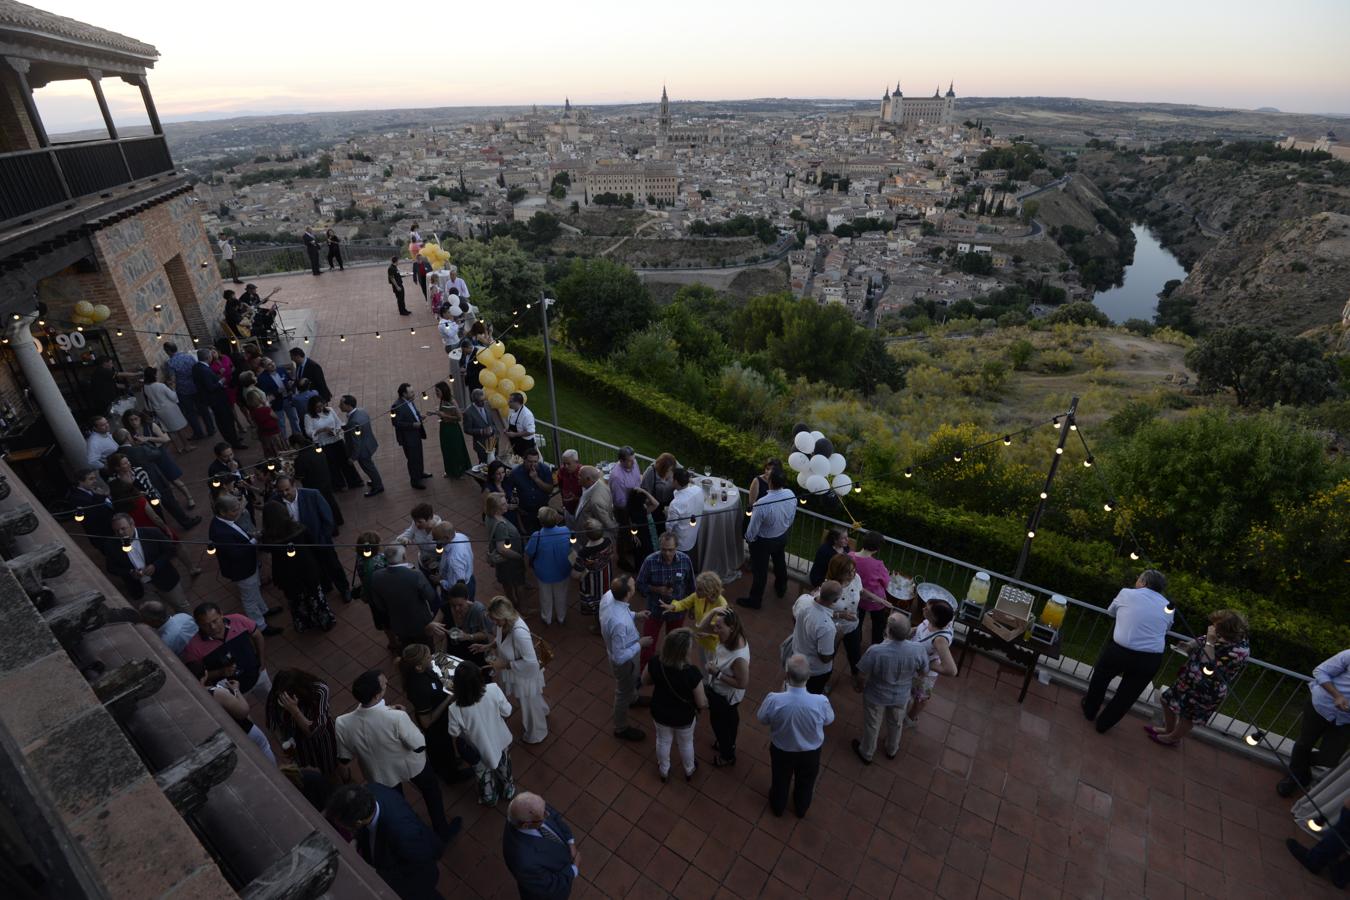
[{"x1": 39, "y1": 264, "x2": 1335, "y2": 899}]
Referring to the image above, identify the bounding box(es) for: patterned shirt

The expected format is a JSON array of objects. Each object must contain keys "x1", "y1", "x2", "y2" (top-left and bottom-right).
[{"x1": 636, "y1": 550, "x2": 695, "y2": 619}]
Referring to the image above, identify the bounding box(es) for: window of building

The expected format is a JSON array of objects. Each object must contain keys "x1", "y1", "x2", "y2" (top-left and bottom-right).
[{"x1": 30, "y1": 79, "x2": 111, "y2": 142}]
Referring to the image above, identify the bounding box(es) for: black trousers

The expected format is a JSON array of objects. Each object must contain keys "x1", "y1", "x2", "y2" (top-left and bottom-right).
[
  {"x1": 747, "y1": 534, "x2": 788, "y2": 606},
  {"x1": 805, "y1": 669, "x2": 832, "y2": 695},
  {"x1": 1289, "y1": 697, "x2": 1350, "y2": 787},
  {"x1": 401, "y1": 438, "x2": 425, "y2": 485},
  {"x1": 392, "y1": 285, "x2": 409, "y2": 314},
  {"x1": 841, "y1": 626, "x2": 863, "y2": 676},
  {"x1": 315, "y1": 545, "x2": 350, "y2": 598},
  {"x1": 306, "y1": 247, "x2": 320, "y2": 275},
  {"x1": 326, "y1": 246, "x2": 343, "y2": 269},
  {"x1": 868, "y1": 608, "x2": 888, "y2": 647},
  {"x1": 323, "y1": 440, "x2": 363, "y2": 490},
  {"x1": 226, "y1": 258, "x2": 241, "y2": 283},
  {"x1": 1083, "y1": 640, "x2": 1164, "y2": 733},
  {"x1": 394, "y1": 758, "x2": 448, "y2": 834},
  {"x1": 769, "y1": 744, "x2": 821, "y2": 817},
  {"x1": 207, "y1": 395, "x2": 242, "y2": 446},
  {"x1": 708, "y1": 690, "x2": 740, "y2": 762}
]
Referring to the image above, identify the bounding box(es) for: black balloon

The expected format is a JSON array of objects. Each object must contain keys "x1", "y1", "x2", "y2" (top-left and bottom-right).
[
  {"x1": 791, "y1": 423, "x2": 811, "y2": 437},
  {"x1": 813, "y1": 437, "x2": 834, "y2": 457}
]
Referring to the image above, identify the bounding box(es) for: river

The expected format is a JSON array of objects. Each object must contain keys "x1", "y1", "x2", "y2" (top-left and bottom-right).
[{"x1": 1092, "y1": 225, "x2": 1187, "y2": 323}]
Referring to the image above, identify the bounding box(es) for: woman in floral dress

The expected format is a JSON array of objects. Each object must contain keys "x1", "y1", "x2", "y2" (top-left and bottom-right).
[{"x1": 1150, "y1": 609, "x2": 1250, "y2": 747}]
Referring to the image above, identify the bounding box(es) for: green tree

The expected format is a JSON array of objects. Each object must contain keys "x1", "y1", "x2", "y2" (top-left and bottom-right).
[
  {"x1": 443, "y1": 236, "x2": 545, "y2": 330},
  {"x1": 670, "y1": 284, "x2": 733, "y2": 334},
  {"x1": 1007, "y1": 338, "x2": 1035, "y2": 370},
  {"x1": 1186, "y1": 326, "x2": 1339, "y2": 407},
  {"x1": 1046, "y1": 302, "x2": 1110, "y2": 327},
  {"x1": 553, "y1": 258, "x2": 654, "y2": 358},
  {"x1": 506, "y1": 186, "x2": 528, "y2": 203}
]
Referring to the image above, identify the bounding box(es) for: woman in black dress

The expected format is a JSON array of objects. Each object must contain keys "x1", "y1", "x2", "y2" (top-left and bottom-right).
[
  {"x1": 260, "y1": 500, "x2": 335, "y2": 633},
  {"x1": 642, "y1": 628, "x2": 708, "y2": 783},
  {"x1": 809, "y1": 528, "x2": 849, "y2": 588},
  {"x1": 264, "y1": 668, "x2": 339, "y2": 777},
  {"x1": 399, "y1": 644, "x2": 474, "y2": 783}
]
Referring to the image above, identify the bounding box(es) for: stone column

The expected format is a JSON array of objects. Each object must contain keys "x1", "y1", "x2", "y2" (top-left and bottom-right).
[{"x1": 6, "y1": 315, "x2": 87, "y2": 471}]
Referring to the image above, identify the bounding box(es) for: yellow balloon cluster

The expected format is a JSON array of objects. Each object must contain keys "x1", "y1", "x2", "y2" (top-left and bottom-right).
[
  {"x1": 418, "y1": 241, "x2": 451, "y2": 271},
  {"x1": 71, "y1": 300, "x2": 112, "y2": 326},
  {"x1": 476, "y1": 340, "x2": 536, "y2": 411}
]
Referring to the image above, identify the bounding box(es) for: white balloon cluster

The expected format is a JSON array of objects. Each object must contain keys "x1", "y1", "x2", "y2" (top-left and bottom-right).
[{"x1": 787, "y1": 427, "x2": 852, "y2": 498}]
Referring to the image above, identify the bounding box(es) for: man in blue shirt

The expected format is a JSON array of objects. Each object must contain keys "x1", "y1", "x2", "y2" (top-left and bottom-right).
[
  {"x1": 852, "y1": 614, "x2": 928, "y2": 763},
  {"x1": 598, "y1": 575, "x2": 652, "y2": 741},
  {"x1": 162, "y1": 342, "x2": 212, "y2": 440},
  {"x1": 509, "y1": 447, "x2": 553, "y2": 534},
  {"x1": 757, "y1": 654, "x2": 835, "y2": 818},
  {"x1": 1279, "y1": 648, "x2": 1350, "y2": 797},
  {"x1": 737, "y1": 467, "x2": 796, "y2": 610},
  {"x1": 635, "y1": 532, "x2": 695, "y2": 672},
  {"x1": 1081, "y1": 570, "x2": 1173, "y2": 734}
]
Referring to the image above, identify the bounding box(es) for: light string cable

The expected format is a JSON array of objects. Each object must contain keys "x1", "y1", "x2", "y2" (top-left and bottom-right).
[{"x1": 1074, "y1": 425, "x2": 1347, "y2": 847}]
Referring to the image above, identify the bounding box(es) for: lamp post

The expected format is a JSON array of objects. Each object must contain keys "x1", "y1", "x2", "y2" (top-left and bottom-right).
[
  {"x1": 539, "y1": 294, "x2": 561, "y2": 469},
  {"x1": 1014, "y1": 395, "x2": 1078, "y2": 580}
]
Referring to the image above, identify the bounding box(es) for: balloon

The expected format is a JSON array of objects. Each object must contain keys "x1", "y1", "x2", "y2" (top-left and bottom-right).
[
  {"x1": 788, "y1": 451, "x2": 808, "y2": 472},
  {"x1": 832, "y1": 473, "x2": 853, "y2": 497},
  {"x1": 490, "y1": 341, "x2": 506, "y2": 358},
  {"x1": 75, "y1": 300, "x2": 94, "y2": 317},
  {"x1": 796, "y1": 470, "x2": 811, "y2": 489},
  {"x1": 828, "y1": 453, "x2": 847, "y2": 476},
  {"x1": 519, "y1": 374, "x2": 535, "y2": 391},
  {"x1": 448, "y1": 305, "x2": 462, "y2": 317},
  {"x1": 793, "y1": 431, "x2": 815, "y2": 453},
  {"x1": 791, "y1": 423, "x2": 811, "y2": 437},
  {"x1": 808, "y1": 454, "x2": 831, "y2": 477},
  {"x1": 813, "y1": 437, "x2": 834, "y2": 457},
  {"x1": 491, "y1": 360, "x2": 507, "y2": 376},
  {"x1": 477, "y1": 349, "x2": 493, "y2": 365},
  {"x1": 805, "y1": 474, "x2": 830, "y2": 495},
  {"x1": 498, "y1": 378, "x2": 516, "y2": 395},
  {"x1": 500, "y1": 353, "x2": 516, "y2": 368},
  {"x1": 507, "y1": 364, "x2": 526, "y2": 381},
  {"x1": 809, "y1": 430, "x2": 824, "y2": 444},
  {"x1": 479, "y1": 369, "x2": 498, "y2": 389},
  {"x1": 92, "y1": 304, "x2": 111, "y2": 322},
  {"x1": 489, "y1": 392, "x2": 509, "y2": 410}
]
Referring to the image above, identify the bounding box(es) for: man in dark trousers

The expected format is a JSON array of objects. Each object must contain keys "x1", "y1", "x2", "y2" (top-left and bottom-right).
[
  {"x1": 325, "y1": 229, "x2": 344, "y2": 270},
  {"x1": 339, "y1": 394, "x2": 384, "y2": 497},
  {"x1": 391, "y1": 382, "x2": 431, "y2": 489},
  {"x1": 190, "y1": 350, "x2": 246, "y2": 450},
  {"x1": 388, "y1": 256, "x2": 411, "y2": 316},
  {"x1": 462, "y1": 389, "x2": 496, "y2": 465},
  {"x1": 106, "y1": 513, "x2": 189, "y2": 611},
  {"x1": 326, "y1": 783, "x2": 457, "y2": 900},
  {"x1": 1081, "y1": 569, "x2": 1174, "y2": 734},
  {"x1": 289, "y1": 347, "x2": 331, "y2": 402},
  {"x1": 502, "y1": 791, "x2": 578, "y2": 900},
  {"x1": 208, "y1": 494, "x2": 282, "y2": 634},
  {"x1": 369, "y1": 543, "x2": 437, "y2": 647},
  {"x1": 302, "y1": 227, "x2": 321, "y2": 276},
  {"x1": 273, "y1": 474, "x2": 350, "y2": 602}
]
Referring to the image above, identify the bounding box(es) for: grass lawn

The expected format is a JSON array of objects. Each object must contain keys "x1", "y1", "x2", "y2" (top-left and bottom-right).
[{"x1": 532, "y1": 372, "x2": 670, "y2": 460}]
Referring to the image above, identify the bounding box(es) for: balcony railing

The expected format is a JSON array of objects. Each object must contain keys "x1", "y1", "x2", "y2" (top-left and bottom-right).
[
  {"x1": 0, "y1": 135, "x2": 175, "y2": 230},
  {"x1": 540, "y1": 420, "x2": 1312, "y2": 760},
  {"x1": 213, "y1": 240, "x2": 399, "y2": 279}
]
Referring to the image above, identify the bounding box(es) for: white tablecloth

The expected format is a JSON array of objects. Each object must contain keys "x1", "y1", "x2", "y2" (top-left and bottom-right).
[{"x1": 695, "y1": 477, "x2": 745, "y2": 583}]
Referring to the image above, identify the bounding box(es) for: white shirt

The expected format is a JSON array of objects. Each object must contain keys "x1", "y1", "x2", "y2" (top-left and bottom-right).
[
  {"x1": 598, "y1": 590, "x2": 641, "y2": 666},
  {"x1": 86, "y1": 431, "x2": 119, "y2": 468},
  {"x1": 745, "y1": 487, "x2": 797, "y2": 542},
  {"x1": 451, "y1": 276, "x2": 470, "y2": 299},
  {"x1": 441, "y1": 532, "x2": 474, "y2": 588},
  {"x1": 508, "y1": 405, "x2": 536, "y2": 439},
  {"x1": 792, "y1": 598, "x2": 837, "y2": 676},
  {"x1": 445, "y1": 683, "x2": 513, "y2": 770},
  {"x1": 219, "y1": 238, "x2": 235, "y2": 260},
  {"x1": 437, "y1": 317, "x2": 460, "y2": 348},
  {"x1": 1106, "y1": 586, "x2": 1174, "y2": 653},
  {"x1": 398, "y1": 516, "x2": 443, "y2": 568},
  {"x1": 126, "y1": 537, "x2": 149, "y2": 582},
  {"x1": 665, "y1": 484, "x2": 704, "y2": 552},
  {"x1": 284, "y1": 496, "x2": 300, "y2": 523},
  {"x1": 334, "y1": 701, "x2": 428, "y2": 787},
  {"x1": 304, "y1": 408, "x2": 342, "y2": 445}
]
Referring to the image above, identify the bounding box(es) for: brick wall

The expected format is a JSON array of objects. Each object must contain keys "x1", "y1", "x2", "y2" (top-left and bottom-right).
[{"x1": 0, "y1": 68, "x2": 39, "y2": 152}]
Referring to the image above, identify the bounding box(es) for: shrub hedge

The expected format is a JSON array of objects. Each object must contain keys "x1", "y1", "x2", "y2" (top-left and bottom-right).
[{"x1": 513, "y1": 338, "x2": 1340, "y2": 672}]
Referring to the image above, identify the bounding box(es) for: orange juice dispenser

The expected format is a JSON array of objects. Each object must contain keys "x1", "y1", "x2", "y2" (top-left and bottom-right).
[{"x1": 1031, "y1": 594, "x2": 1068, "y2": 643}]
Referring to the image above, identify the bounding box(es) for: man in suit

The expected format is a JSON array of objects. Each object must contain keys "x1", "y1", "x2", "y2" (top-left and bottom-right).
[
  {"x1": 462, "y1": 389, "x2": 496, "y2": 465},
  {"x1": 370, "y1": 544, "x2": 438, "y2": 647},
  {"x1": 113, "y1": 428, "x2": 201, "y2": 531},
  {"x1": 502, "y1": 792, "x2": 578, "y2": 900},
  {"x1": 575, "y1": 466, "x2": 618, "y2": 538},
  {"x1": 208, "y1": 494, "x2": 282, "y2": 634},
  {"x1": 191, "y1": 350, "x2": 246, "y2": 449},
  {"x1": 326, "y1": 783, "x2": 455, "y2": 900},
  {"x1": 273, "y1": 475, "x2": 350, "y2": 602},
  {"x1": 335, "y1": 671, "x2": 455, "y2": 839},
  {"x1": 388, "y1": 255, "x2": 411, "y2": 316},
  {"x1": 339, "y1": 394, "x2": 384, "y2": 497},
  {"x1": 289, "y1": 348, "x2": 331, "y2": 402},
  {"x1": 302, "y1": 227, "x2": 321, "y2": 276},
  {"x1": 106, "y1": 513, "x2": 189, "y2": 611},
  {"x1": 67, "y1": 467, "x2": 117, "y2": 557},
  {"x1": 391, "y1": 382, "x2": 431, "y2": 490}
]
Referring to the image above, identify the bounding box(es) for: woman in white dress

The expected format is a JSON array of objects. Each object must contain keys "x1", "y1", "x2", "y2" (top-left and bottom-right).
[
  {"x1": 445, "y1": 660, "x2": 516, "y2": 805},
  {"x1": 474, "y1": 596, "x2": 549, "y2": 744},
  {"x1": 140, "y1": 366, "x2": 194, "y2": 453}
]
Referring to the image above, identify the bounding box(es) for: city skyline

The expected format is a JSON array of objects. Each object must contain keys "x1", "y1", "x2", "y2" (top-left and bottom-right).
[{"x1": 28, "y1": 0, "x2": 1350, "y2": 132}]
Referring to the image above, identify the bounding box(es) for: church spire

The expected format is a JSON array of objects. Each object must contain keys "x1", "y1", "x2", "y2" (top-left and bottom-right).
[{"x1": 946, "y1": 80, "x2": 955, "y2": 97}]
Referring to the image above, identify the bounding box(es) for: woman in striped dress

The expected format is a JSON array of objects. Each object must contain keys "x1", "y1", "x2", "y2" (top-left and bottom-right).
[
  {"x1": 573, "y1": 518, "x2": 614, "y2": 632},
  {"x1": 265, "y1": 669, "x2": 339, "y2": 777}
]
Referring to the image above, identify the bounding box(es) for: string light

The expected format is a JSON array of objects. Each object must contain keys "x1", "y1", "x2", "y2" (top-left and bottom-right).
[
  {"x1": 1103, "y1": 500, "x2": 1115, "y2": 512},
  {"x1": 1026, "y1": 530, "x2": 1036, "y2": 538},
  {"x1": 73, "y1": 512, "x2": 85, "y2": 523},
  {"x1": 798, "y1": 497, "x2": 807, "y2": 505},
  {"x1": 1083, "y1": 456, "x2": 1094, "y2": 468},
  {"x1": 1308, "y1": 817, "x2": 1326, "y2": 833},
  {"x1": 853, "y1": 485, "x2": 861, "y2": 493},
  {"x1": 630, "y1": 528, "x2": 639, "y2": 536},
  {"x1": 904, "y1": 467, "x2": 913, "y2": 478},
  {"x1": 1003, "y1": 435, "x2": 1012, "y2": 446},
  {"x1": 314, "y1": 445, "x2": 323, "y2": 454},
  {"x1": 210, "y1": 478, "x2": 222, "y2": 488},
  {"x1": 502, "y1": 540, "x2": 512, "y2": 549},
  {"x1": 149, "y1": 497, "x2": 160, "y2": 506},
  {"x1": 9, "y1": 313, "x2": 18, "y2": 321},
  {"x1": 689, "y1": 516, "x2": 697, "y2": 527},
  {"x1": 1202, "y1": 664, "x2": 1216, "y2": 676},
  {"x1": 340, "y1": 334, "x2": 346, "y2": 342},
  {"x1": 420, "y1": 391, "x2": 429, "y2": 401},
  {"x1": 410, "y1": 327, "x2": 416, "y2": 335},
  {"x1": 354, "y1": 429, "x2": 362, "y2": 437},
  {"x1": 286, "y1": 544, "x2": 297, "y2": 558},
  {"x1": 121, "y1": 540, "x2": 133, "y2": 553},
  {"x1": 745, "y1": 510, "x2": 752, "y2": 518},
  {"x1": 362, "y1": 547, "x2": 373, "y2": 558},
  {"x1": 953, "y1": 453, "x2": 962, "y2": 463},
  {"x1": 76, "y1": 325, "x2": 84, "y2": 332},
  {"x1": 1039, "y1": 491, "x2": 1048, "y2": 499},
  {"x1": 152, "y1": 304, "x2": 163, "y2": 312},
  {"x1": 1069, "y1": 423, "x2": 1078, "y2": 431},
  {"x1": 206, "y1": 543, "x2": 217, "y2": 555},
  {"x1": 1244, "y1": 730, "x2": 1265, "y2": 747},
  {"x1": 303, "y1": 336, "x2": 309, "y2": 344},
  {"x1": 435, "y1": 543, "x2": 445, "y2": 554},
  {"x1": 116, "y1": 329, "x2": 123, "y2": 336},
  {"x1": 154, "y1": 332, "x2": 161, "y2": 340},
  {"x1": 375, "y1": 331, "x2": 381, "y2": 339},
  {"x1": 266, "y1": 460, "x2": 277, "y2": 471},
  {"x1": 1129, "y1": 551, "x2": 1139, "y2": 561},
  {"x1": 1054, "y1": 447, "x2": 1063, "y2": 455},
  {"x1": 569, "y1": 535, "x2": 578, "y2": 544},
  {"x1": 1052, "y1": 417, "x2": 1061, "y2": 429},
  {"x1": 1164, "y1": 603, "x2": 1176, "y2": 614}
]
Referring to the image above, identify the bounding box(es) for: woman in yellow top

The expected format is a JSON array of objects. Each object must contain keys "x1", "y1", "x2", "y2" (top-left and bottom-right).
[{"x1": 661, "y1": 571, "x2": 728, "y2": 661}]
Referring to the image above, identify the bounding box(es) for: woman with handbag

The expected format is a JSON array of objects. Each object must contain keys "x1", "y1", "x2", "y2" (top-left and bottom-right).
[
  {"x1": 698, "y1": 607, "x2": 750, "y2": 767},
  {"x1": 472, "y1": 596, "x2": 549, "y2": 744},
  {"x1": 485, "y1": 493, "x2": 528, "y2": 610},
  {"x1": 642, "y1": 627, "x2": 707, "y2": 783}
]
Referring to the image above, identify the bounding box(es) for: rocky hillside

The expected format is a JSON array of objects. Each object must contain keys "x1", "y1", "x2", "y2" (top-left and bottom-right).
[
  {"x1": 1025, "y1": 173, "x2": 1134, "y2": 290},
  {"x1": 1079, "y1": 144, "x2": 1350, "y2": 333}
]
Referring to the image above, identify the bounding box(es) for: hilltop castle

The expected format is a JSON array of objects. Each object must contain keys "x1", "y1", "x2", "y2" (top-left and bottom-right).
[{"x1": 879, "y1": 80, "x2": 956, "y2": 128}]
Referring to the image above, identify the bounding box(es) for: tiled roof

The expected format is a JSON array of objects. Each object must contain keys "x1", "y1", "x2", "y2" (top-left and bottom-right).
[{"x1": 0, "y1": 0, "x2": 157, "y2": 60}]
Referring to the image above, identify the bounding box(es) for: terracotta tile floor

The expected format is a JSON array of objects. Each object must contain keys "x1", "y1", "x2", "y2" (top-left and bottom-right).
[{"x1": 121, "y1": 267, "x2": 1336, "y2": 897}]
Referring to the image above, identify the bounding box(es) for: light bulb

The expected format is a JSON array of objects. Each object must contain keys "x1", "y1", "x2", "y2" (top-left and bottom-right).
[
  {"x1": 435, "y1": 544, "x2": 445, "y2": 554},
  {"x1": 798, "y1": 497, "x2": 807, "y2": 505},
  {"x1": 314, "y1": 446, "x2": 323, "y2": 454},
  {"x1": 953, "y1": 454, "x2": 962, "y2": 462},
  {"x1": 1070, "y1": 423, "x2": 1077, "y2": 431},
  {"x1": 1308, "y1": 817, "x2": 1326, "y2": 833},
  {"x1": 149, "y1": 497, "x2": 160, "y2": 506},
  {"x1": 74, "y1": 512, "x2": 85, "y2": 523},
  {"x1": 362, "y1": 548, "x2": 373, "y2": 558},
  {"x1": 286, "y1": 544, "x2": 297, "y2": 558},
  {"x1": 122, "y1": 541, "x2": 133, "y2": 553},
  {"x1": 1103, "y1": 501, "x2": 1114, "y2": 512},
  {"x1": 410, "y1": 328, "x2": 416, "y2": 335},
  {"x1": 421, "y1": 391, "x2": 428, "y2": 400},
  {"x1": 1202, "y1": 665, "x2": 1215, "y2": 676},
  {"x1": 153, "y1": 304, "x2": 163, "y2": 312},
  {"x1": 9, "y1": 313, "x2": 17, "y2": 320},
  {"x1": 502, "y1": 540, "x2": 512, "y2": 549},
  {"x1": 375, "y1": 331, "x2": 382, "y2": 339},
  {"x1": 745, "y1": 510, "x2": 752, "y2": 518},
  {"x1": 206, "y1": 543, "x2": 217, "y2": 555},
  {"x1": 569, "y1": 535, "x2": 578, "y2": 544},
  {"x1": 266, "y1": 461, "x2": 276, "y2": 471},
  {"x1": 390, "y1": 411, "x2": 397, "y2": 418},
  {"x1": 1164, "y1": 604, "x2": 1176, "y2": 614},
  {"x1": 904, "y1": 467, "x2": 913, "y2": 478},
  {"x1": 1039, "y1": 491, "x2": 1048, "y2": 500},
  {"x1": 1027, "y1": 530, "x2": 1035, "y2": 538},
  {"x1": 1053, "y1": 419, "x2": 1061, "y2": 429},
  {"x1": 1002, "y1": 435, "x2": 1011, "y2": 446},
  {"x1": 340, "y1": 334, "x2": 346, "y2": 342},
  {"x1": 630, "y1": 528, "x2": 639, "y2": 536},
  {"x1": 853, "y1": 485, "x2": 861, "y2": 493},
  {"x1": 210, "y1": 478, "x2": 222, "y2": 488},
  {"x1": 1084, "y1": 457, "x2": 1094, "y2": 468},
  {"x1": 303, "y1": 336, "x2": 309, "y2": 344},
  {"x1": 689, "y1": 516, "x2": 697, "y2": 527},
  {"x1": 1129, "y1": 551, "x2": 1139, "y2": 561},
  {"x1": 192, "y1": 336, "x2": 200, "y2": 343},
  {"x1": 154, "y1": 332, "x2": 161, "y2": 340},
  {"x1": 1244, "y1": 731, "x2": 1262, "y2": 747},
  {"x1": 37, "y1": 319, "x2": 44, "y2": 326},
  {"x1": 76, "y1": 325, "x2": 83, "y2": 332},
  {"x1": 1054, "y1": 447, "x2": 1063, "y2": 455},
  {"x1": 116, "y1": 330, "x2": 123, "y2": 336},
  {"x1": 354, "y1": 429, "x2": 362, "y2": 437}
]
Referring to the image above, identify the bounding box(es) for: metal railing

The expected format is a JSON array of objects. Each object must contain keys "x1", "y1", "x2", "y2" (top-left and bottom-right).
[
  {"x1": 541, "y1": 419, "x2": 1312, "y2": 759},
  {"x1": 0, "y1": 135, "x2": 175, "y2": 228},
  {"x1": 215, "y1": 240, "x2": 398, "y2": 279}
]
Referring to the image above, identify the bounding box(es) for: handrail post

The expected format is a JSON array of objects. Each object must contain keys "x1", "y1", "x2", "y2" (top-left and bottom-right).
[
  {"x1": 539, "y1": 294, "x2": 562, "y2": 469},
  {"x1": 1014, "y1": 396, "x2": 1077, "y2": 579}
]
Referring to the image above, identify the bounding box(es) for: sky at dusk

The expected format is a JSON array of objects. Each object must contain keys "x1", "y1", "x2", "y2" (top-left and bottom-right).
[{"x1": 29, "y1": 0, "x2": 1350, "y2": 131}]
